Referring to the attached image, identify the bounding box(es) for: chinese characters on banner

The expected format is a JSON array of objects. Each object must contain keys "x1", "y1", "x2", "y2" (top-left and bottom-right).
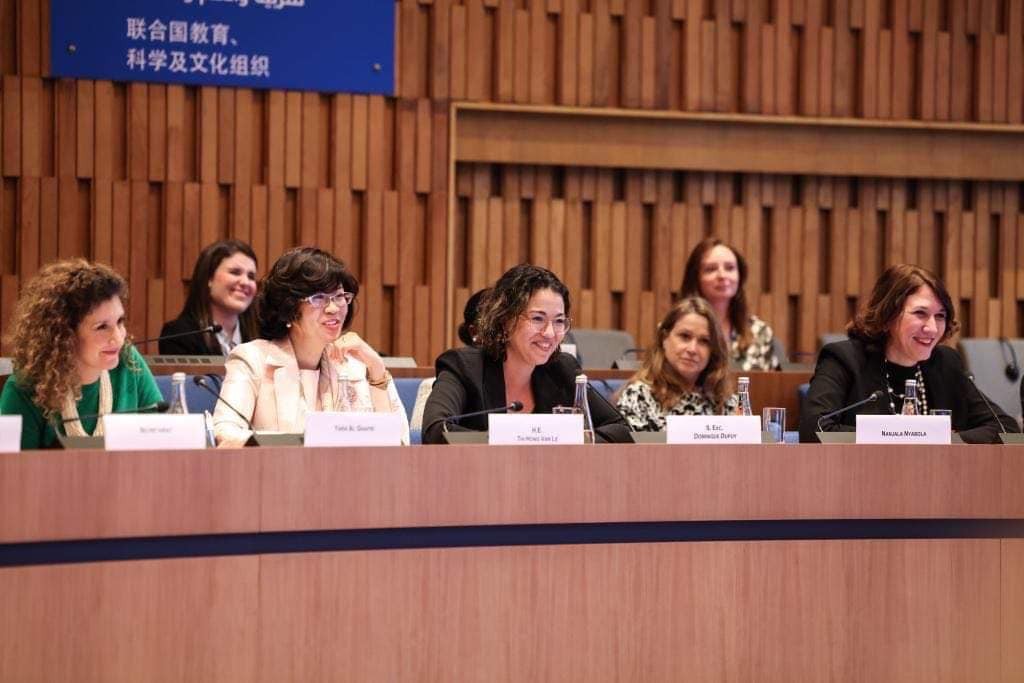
[{"x1": 51, "y1": 0, "x2": 395, "y2": 95}]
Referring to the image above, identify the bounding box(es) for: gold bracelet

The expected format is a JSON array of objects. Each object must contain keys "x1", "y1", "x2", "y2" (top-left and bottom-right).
[{"x1": 367, "y1": 369, "x2": 392, "y2": 389}]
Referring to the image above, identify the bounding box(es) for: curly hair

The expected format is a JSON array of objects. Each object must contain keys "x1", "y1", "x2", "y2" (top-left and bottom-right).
[
  {"x1": 679, "y1": 238, "x2": 753, "y2": 350},
  {"x1": 178, "y1": 239, "x2": 259, "y2": 344},
  {"x1": 630, "y1": 297, "x2": 733, "y2": 412},
  {"x1": 3, "y1": 259, "x2": 129, "y2": 418},
  {"x1": 475, "y1": 265, "x2": 571, "y2": 362},
  {"x1": 847, "y1": 264, "x2": 959, "y2": 349},
  {"x1": 257, "y1": 247, "x2": 359, "y2": 340}
]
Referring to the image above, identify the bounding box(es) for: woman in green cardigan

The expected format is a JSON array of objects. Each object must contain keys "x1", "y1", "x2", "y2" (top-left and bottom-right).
[{"x1": 0, "y1": 259, "x2": 162, "y2": 449}]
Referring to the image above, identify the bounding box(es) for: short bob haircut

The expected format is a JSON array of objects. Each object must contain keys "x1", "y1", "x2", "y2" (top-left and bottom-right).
[
  {"x1": 475, "y1": 264, "x2": 571, "y2": 362},
  {"x1": 178, "y1": 239, "x2": 259, "y2": 341},
  {"x1": 847, "y1": 264, "x2": 959, "y2": 349},
  {"x1": 4, "y1": 259, "x2": 129, "y2": 417},
  {"x1": 679, "y1": 238, "x2": 753, "y2": 349},
  {"x1": 257, "y1": 247, "x2": 360, "y2": 340},
  {"x1": 630, "y1": 297, "x2": 733, "y2": 412}
]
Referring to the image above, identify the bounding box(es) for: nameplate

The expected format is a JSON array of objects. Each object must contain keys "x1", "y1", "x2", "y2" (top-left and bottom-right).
[
  {"x1": 855, "y1": 415, "x2": 951, "y2": 444},
  {"x1": 304, "y1": 411, "x2": 404, "y2": 447},
  {"x1": 488, "y1": 414, "x2": 584, "y2": 445},
  {"x1": 666, "y1": 415, "x2": 762, "y2": 444},
  {"x1": 0, "y1": 415, "x2": 21, "y2": 452},
  {"x1": 102, "y1": 414, "x2": 207, "y2": 451}
]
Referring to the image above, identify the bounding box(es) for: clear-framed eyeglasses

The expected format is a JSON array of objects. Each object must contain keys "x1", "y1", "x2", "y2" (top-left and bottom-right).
[
  {"x1": 302, "y1": 291, "x2": 355, "y2": 308},
  {"x1": 522, "y1": 313, "x2": 571, "y2": 334}
]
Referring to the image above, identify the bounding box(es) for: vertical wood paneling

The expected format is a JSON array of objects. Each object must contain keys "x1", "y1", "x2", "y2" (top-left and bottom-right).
[{"x1": 1, "y1": 2, "x2": 1023, "y2": 362}]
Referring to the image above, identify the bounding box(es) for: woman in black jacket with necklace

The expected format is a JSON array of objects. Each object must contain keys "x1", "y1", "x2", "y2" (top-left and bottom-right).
[{"x1": 800, "y1": 264, "x2": 1018, "y2": 443}]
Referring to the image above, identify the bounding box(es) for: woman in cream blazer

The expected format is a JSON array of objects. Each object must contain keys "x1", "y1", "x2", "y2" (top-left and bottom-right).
[{"x1": 213, "y1": 247, "x2": 408, "y2": 447}]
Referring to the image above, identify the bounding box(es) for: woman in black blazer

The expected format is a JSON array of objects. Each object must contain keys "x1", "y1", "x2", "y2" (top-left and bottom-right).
[
  {"x1": 422, "y1": 264, "x2": 631, "y2": 444},
  {"x1": 159, "y1": 240, "x2": 259, "y2": 356},
  {"x1": 800, "y1": 264, "x2": 1018, "y2": 443}
]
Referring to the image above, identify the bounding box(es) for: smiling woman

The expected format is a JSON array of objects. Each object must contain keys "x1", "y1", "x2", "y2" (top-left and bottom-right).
[
  {"x1": 159, "y1": 240, "x2": 260, "y2": 356},
  {"x1": 421, "y1": 264, "x2": 632, "y2": 444},
  {"x1": 800, "y1": 264, "x2": 1019, "y2": 443},
  {"x1": 212, "y1": 246, "x2": 409, "y2": 447},
  {"x1": 0, "y1": 259, "x2": 163, "y2": 449}
]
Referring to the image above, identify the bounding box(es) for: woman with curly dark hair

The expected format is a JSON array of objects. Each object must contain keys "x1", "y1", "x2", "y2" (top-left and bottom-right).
[
  {"x1": 680, "y1": 238, "x2": 780, "y2": 371},
  {"x1": 159, "y1": 239, "x2": 259, "y2": 356},
  {"x1": 213, "y1": 247, "x2": 408, "y2": 447},
  {"x1": 421, "y1": 264, "x2": 631, "y2": 444},
  {"x1": 0, "y1": 259, "x2": 163, "y2": 449},
  {"x1": 616, "y1": 297, "x2": 738, "y2": 431},
  {"x1": 800, "y1": 263, "x2": 1017, "y2": 443}
]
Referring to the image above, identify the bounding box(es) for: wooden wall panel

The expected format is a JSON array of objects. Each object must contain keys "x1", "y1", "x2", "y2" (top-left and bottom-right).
[
  {"x1": 258, "y1": 539, "x2": 1001, "y2": 682},
  {"x1": 1, "y1": 1, "x2": 1024, "y2": 363}
]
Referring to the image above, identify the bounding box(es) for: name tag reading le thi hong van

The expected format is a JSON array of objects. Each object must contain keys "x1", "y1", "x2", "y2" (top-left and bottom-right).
[
  {"x1": 855, "y1": 415, "x2": 951, "y2": 444},
  {"x1": 102, "y1": 414, "x2": 207, "y2": 451},
  {"x1": 666, "y1": 415, "x2": 762, "y2": 444},
  {"x1": 304, "y1": 412, "x2": 405, "y2": 447},
  {"x1": 488, "y1": 414, "x2": 585, "y2": 445}
]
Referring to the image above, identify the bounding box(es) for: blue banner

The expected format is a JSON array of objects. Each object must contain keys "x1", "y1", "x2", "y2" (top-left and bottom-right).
[{"x1": 50, "y1": 0, "x2": 395, "y2": 95}]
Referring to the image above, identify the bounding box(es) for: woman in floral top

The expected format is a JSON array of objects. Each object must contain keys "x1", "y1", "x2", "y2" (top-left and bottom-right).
[
  {"x1": 616, "y1": 297, "x2": 738, "y2": 432},
  {"x1": 679, "y1": 238, "x2": 781, "y2": 371}
]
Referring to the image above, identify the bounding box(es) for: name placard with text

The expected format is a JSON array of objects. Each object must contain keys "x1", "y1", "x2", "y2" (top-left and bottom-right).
[
  {"x1": 304, "y1": 412, "x2": 404, "y2": 447},
  {"x1": 488, "y1": 414, "x2": 585, "y2": 445},
  {"x1": 666, "y1": 416, "x2": 762, "y2": 444},
  {"x1": 855, "y1": 415, "x2": 952, "y2": 444},
  {"x1": 102, "y1": 414, "x2": 207, "y2": 451}
]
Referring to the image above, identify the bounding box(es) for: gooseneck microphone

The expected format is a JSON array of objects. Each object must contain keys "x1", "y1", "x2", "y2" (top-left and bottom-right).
[
  {"x1": 60, "y1": 400, "x2": 169, "y2": 425},
  {"x1": 192, "y1": 375, "x2": 254, "y2": 431},
  {"x1": 134, "y1": 324, "x2": 223, "y2": 347},
  {"x1": 965, "y1": 372, "x2": 1009, "y2": 435},
  {"x1": 816, "y1": 390, "x2": 883, "y2": 434},
  {"x1": 423, "y1": 401, "x2": 524, "y2": 438}
]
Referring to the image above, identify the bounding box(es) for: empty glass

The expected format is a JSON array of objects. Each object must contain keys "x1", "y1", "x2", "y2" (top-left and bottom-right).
[{"x1": 762, "y1": 407, "x2": 786, "y2": 444}]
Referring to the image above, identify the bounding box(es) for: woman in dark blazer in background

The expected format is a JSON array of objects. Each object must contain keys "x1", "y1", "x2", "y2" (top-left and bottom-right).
[
  {"x1": 159, "y1": 240, "x2": 259, "y2": 356},
  {"x1": 800, "y1": 264, "x2": 1017, "y2": 443},
  {"x1": 422, "y1": 264, "x2": 631, "y2": 444}
]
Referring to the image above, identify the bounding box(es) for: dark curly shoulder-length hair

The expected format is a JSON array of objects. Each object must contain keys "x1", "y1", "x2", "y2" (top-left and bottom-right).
[
  {"x1": 475, "y1": 265, "x2": 570, "y2": 362},
  {"x1": 257, "y1": 247, "x2": 359, "y2": 340},
  {"x1": 847, "y1": 264, "x2": 959, "y2": 349},
  {"x1": 4, "y1": 259, "x2": 130, "y2": 418}
]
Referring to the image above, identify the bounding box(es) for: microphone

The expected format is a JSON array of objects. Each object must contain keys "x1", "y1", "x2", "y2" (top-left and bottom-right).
[
  {"x1": 134, "y1": 324, "x2": 223, "y2": 347},
  {"x1": 422, "y1": 401, "x2": 524, "y2": 438},
  {"x1": 60, "y1": 400, "x2": 169, "y2": 424},
  {"x1": 966, "y1": 372, "x2": 1009, "y2": 435},
  {"x1": 192, "y1": 375, "x2": 254, "y2": 431},
  {"x1": 816, "y1": 390, "x2": 883, "y2": 434}
]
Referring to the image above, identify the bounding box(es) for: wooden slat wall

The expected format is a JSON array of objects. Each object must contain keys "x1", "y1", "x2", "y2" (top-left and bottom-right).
[{"x1": 2, "y1": 0, "x2": 1024, "y2": 362}]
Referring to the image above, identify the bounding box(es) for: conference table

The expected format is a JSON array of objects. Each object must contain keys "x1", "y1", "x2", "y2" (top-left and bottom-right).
[{"x1": 1, "y1": 443, "x2": 1021, "y2": 681}]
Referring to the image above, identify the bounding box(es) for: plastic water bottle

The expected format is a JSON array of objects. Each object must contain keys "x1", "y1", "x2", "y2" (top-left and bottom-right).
[
  {"x1": 573, "y1": 374, "x2": 595, "y2": 444},
  {"x1": 736, "y1": 376, "x2": 753, "y2": 416},
  {"x1": 168, "y1": 372, "x2": 190, "y2": 414},
  {"x1": 901, "y1": 379, "x2": 918, "y2": 415}
]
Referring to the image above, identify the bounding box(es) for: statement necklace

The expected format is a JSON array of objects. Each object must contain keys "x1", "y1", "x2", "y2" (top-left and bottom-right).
[{"x1": 882, "y1": 360, "x2": 928, "y2": 414}]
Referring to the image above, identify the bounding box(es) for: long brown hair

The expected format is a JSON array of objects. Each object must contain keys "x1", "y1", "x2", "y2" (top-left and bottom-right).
[
  {"x1": 475, "y1": 264, "x2": 571, "y2": 362},
  {"x1": 679, "y1": 238, "x2": 752, "y2": 350},
  {"x1": 630, "y1": 297, "x2": 733, "y2": 412},
  {"x1": 847, "y1": 264, "x2": 959, "y2": 349},
  {"x1": 3, "y1": 259, "x2": 130, "y2": 418},
  {"x1": 179, "y1": 240, "x2": 259, "y2": 345}
]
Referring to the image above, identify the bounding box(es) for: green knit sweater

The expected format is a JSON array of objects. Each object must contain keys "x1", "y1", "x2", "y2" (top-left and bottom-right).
[{"x1": 0, "y1": 346, "x2": 163, "y2": 449}]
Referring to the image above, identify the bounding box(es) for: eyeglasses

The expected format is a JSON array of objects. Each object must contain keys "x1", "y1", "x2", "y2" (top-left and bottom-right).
[
  {"x1": 522, "y1": 313, "x2": 571, "y2": 334},
  {"x1": 302, "y1": 291, "x2": 355, "y2": 308}
]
